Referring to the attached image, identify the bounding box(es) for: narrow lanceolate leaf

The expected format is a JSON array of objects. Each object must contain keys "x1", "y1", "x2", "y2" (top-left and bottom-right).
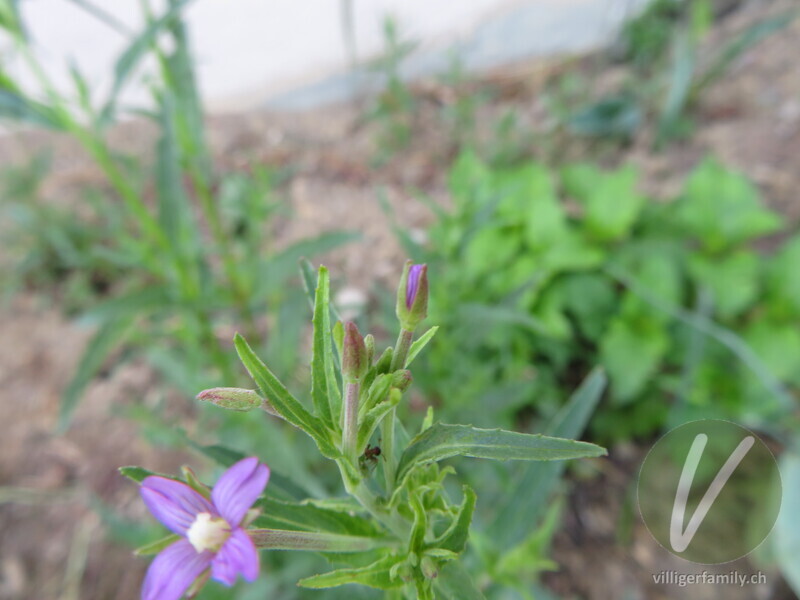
[
  {"x1": 395, "y1": 424, "x2": 606, "y2": 487},
  {"x1": 405, "y1": 325, "x2": 439, "y2": 366},
  {"x1": 311, "y1": 266, "x2": 335, "y2": 428},
  {"x1": 135, "y1": 534, "x2": 180, "y2": 556},
  {"x1": 489, "y1": 368, "x2": 606, "y2": 547},
  {"x1": 59, "y1": 317, "x2": 133, "y2": 430},
  {"x1": 118, "y1": 466, "x2": 174, "y2": 484},
  {"x1": 234, "y1": 333, "x2": 338, "y2": 458},
  {"x1": 434, "y1": 486, "x2": 476, "y2": 554},
  {"x1": 298, "y1": 556, "x2": 404, "y2": 590},
  {"x1": 252, "y1": 498, "x2": 385, "y2": 539}
]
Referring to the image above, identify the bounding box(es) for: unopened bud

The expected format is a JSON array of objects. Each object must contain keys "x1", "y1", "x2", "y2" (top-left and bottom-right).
[
  {"x1": 196, "y1": 387, "x2": 262, "y2": 412},
  {"x1": 391, "y1": 369, "x2": 412, "y2": 391},
  {"x1": 396, "y1": 261, "x2": 428, "y2": 331},
  {"x1": 420, "y1": 556, "x2": 438, "y2": 580},
  {"x1": 342, "y1": 322, "x2": 368, "y2": 382}
]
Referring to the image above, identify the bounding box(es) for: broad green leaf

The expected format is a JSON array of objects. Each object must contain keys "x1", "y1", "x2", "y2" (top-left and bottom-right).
[
  {"x1": 774, "y1": 452, "x2": 800, "y2": 597},
  {"x1": 688, "y1": 251, "x2": 759, "y2": 320},
  {"x1": 435, "y1": 561, "x2": 486, "y2": 600},
  {"x1": 600, "y1": 314, "x2": 668, "y2": 403},
  {"x1": 581, "y1": 166, "x2": 644, "y2": 241},
  {"x1": 233, "y1": 333, "x2": 338, "y2": 458},
  {"x1": 59, "y1": 317, "x2": 133, "y2": 430},
  {"x1": 434, "y1": 486, "x2": 476, "y2": 553},
  {"x1": 463, "y1": 226, "x2": 520, "y2": 277},
  {"x1": 395, "y1": 424, "x2": 606, "y2": 486},
  {"x1": 310, "y1": 266, "x2": 336, "y2": 428},
  {"x1": 676, "y1": 159, "x2": 782, "y2": 252},
  {"x1": 298, "y1": 556, "x2": 404, "y2": 590},
  {"x1": 406, "y1": 326, "x2": 439, "y2": 366},
  {"x1": 743, "y1": 319, "x2": 800, "y2": 384},
  {"x1": 767, "y1": 235, "x2": 800, "y2": 319},
  {"x1": 488, "y1": 368, "x2": 606, "y2": 547}
]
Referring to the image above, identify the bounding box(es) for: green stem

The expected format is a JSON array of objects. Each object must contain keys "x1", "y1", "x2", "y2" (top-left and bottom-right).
[
  {"x1": 342, "y1": 381, "x2": 360, "y2": 462},
  {"x1": 338, "y1": 462, "x2": 407, "y2": 539},
  {"x1": 383, "y1": 328, "x2": 414, "y2": 489},
  {"x1": 247, "y1": 528, "x2": 386, "y2": 553}
]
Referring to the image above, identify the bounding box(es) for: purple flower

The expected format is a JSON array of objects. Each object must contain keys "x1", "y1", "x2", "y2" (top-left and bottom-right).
[
  {"x1": 140, "y1": 457, "x2": 270, "y2": 600},
  {"x1": 406, "y1": 264, "x2": 425, "y2": 309}
]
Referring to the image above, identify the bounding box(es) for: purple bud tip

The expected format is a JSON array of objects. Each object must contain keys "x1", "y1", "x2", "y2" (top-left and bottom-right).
[{"x1": 406, "y1": 264, "x2": 425, "y2": 309}]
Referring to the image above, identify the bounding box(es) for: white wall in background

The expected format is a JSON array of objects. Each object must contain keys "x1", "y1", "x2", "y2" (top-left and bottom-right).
[{"x1": 7, "y1": 0, "x2": 649, "y2": 112}]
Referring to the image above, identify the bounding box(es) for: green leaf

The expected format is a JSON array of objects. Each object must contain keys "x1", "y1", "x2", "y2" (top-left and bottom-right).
[
  {"x1": 676, "y1": 159, "x2": 782, "y2": 252},
  {"x1": 310, "y1": 266, "x2": 336, "y2": 428},
  {"x1": 775, "y1": 452, "x2": 800, "y2": 596},
  {"x1": 767, "y1": 235, "x2": 800, "y2": 319},
  {"x1": 406, "y1": 326, "x2": 438, "y2": 366},
  {"x1": 488, "y1": 368, "x2": 606, "y2": 547},
  {"x1": 233, "y1": 333, "x2": 338, "y2": 458},
  {"x1": 101, "y1": 0, "x2": 196, "y2": 123},
  {"x1": 252, "y1": 497, "x2": 384, "y2": 538},
  {"x1": 78, "y1": 286, "x2": 172, "y2": 325},
  {"x1": 581, "y1": 166, "x2": 644, "y2": 241},
  {"x1": 298, "y1": 556, "x2": 403, "y2": 590},
  {"x1": 600, "y1": 315, "x2": 668, "y2": 403},
  {"x1": 568, "y1": 95, "x2": 642, "y2": 139},
  {"x1": 688, "y1": 251, "x2": 760, "y2": 320},
  {"x1": 395, "y1": 424, "x2": 606, "y2": 487},
  {"x1": 743, "y1": 319, "x2": 800, "y2": 384},
  {"x1": 434, "y1": 486, "x2": 476, "y2": 554},
  {"x1": 134, "y1": 534, "x2": 180, "y2": 556},
  {"x1": 435, "y1": 561, "x2": 486, "y2": 600},
  {"x1": 59, "y1": 317, "x2": 133, "y2": 430},
  {"x1": 357, "y1": 389, "x2": 401, "y2": 453},
  {"x1": 119, "y1": 466, "x2": 169, "y2": 484},
  {"x1": 263, "y1": 232, "x2": 358, "y2": 292}
]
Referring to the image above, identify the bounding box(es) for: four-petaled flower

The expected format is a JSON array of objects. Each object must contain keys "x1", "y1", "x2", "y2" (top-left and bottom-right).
[{"x1": 140, "y1": 457, "x2": 270, "y2": 600}]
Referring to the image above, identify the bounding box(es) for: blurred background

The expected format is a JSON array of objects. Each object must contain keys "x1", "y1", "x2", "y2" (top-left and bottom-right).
[{"x1": 1, "y1": 0, "x2": 799, "y2": 598}]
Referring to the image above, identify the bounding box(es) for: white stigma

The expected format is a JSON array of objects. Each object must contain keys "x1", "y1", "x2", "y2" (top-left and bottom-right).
[{"x1": 187, "y1": 512, "x2": 231, "y2": 553}]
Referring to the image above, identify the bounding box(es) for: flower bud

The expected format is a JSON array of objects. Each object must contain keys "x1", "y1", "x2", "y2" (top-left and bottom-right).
[
  {"x1": 391, "y1": 369, "x2": 412, "y2": 391},
  {"x1": 342, "y1": 322, "x2": 368, "y2": 382},
  {"x1": 196, "y1": 387, "x2": 262, "y2": 411},
  {"x1": 396, "y1": 261, "x2": 428, "y2": 331},
  {"x1": 420, "y1": 556, "x2": 438, "y2": 580}
]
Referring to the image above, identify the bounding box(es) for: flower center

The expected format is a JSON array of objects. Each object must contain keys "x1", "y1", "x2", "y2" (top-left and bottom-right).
[{"x1": 187, "y1": 512, "x2": 231, "y2": 553}]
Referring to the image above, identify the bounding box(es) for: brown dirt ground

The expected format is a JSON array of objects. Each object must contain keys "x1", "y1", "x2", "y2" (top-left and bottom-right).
[{"x1": 1, "y1": 0, "x2": 799, "y2": 599}]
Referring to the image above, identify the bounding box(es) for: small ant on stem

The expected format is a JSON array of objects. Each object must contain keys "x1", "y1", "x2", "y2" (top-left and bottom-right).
[{"x1": 359, "y1": 443, "x2": 382, "y2": 474}]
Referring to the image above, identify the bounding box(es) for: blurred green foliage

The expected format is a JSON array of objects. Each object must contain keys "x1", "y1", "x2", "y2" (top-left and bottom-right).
[
  {"x1": 389, "y1": 151, "x2": 799, "y2": 442},
  {"x1": 0, "y1": 0, "x2": 355, "y2": 428}
]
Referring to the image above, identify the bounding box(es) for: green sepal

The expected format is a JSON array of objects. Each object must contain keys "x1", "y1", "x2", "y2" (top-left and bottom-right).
[{"x1": 134, "y1": 534, "x2": 180, "y2": 556}]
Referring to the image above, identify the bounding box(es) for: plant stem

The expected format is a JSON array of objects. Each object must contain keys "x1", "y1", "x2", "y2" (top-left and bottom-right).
[
  {"x1": 382, "y1": 327, "x2": 414, "y2": 489},
  {"x1": 248, "y1": 528, "x2": 386, "y2": 552},
  {"x1": 342, "y1": 381, "x2": 360, "y2": 462}
]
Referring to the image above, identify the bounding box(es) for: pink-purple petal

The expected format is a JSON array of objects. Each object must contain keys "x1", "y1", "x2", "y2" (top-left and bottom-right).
[
  {"x1": 211, "y1": 528, "x2": 260, "y2": 585},
  {"x1": 141, "y1": 539, "x2": 212, "y2": 600},
  {"x1": 211, "y1": 457, "x2": 270, "y2": 526},
  {"x1": 141, "y1": 476, "x2": 216, "y2": 535},
  {"x1": 406, "y1": 264, "x2": 424, "y2": 309}
]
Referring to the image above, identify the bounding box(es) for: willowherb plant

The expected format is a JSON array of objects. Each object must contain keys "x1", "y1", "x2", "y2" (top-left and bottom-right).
[{"x1": 122, "y1": 263, "x2": 606, "y2": 599}]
